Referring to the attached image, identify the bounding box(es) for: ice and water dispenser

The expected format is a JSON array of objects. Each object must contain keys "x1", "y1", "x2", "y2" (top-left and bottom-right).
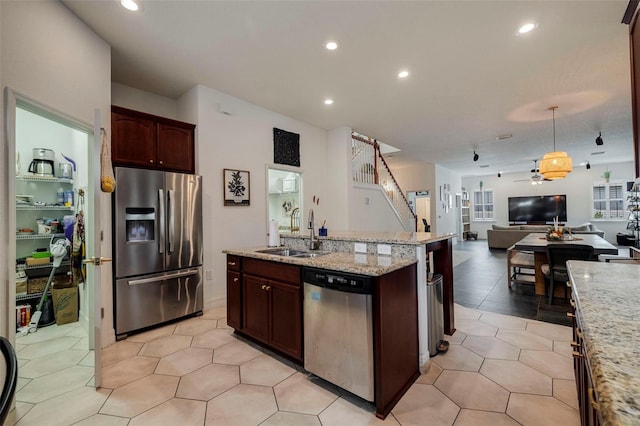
[{"x1": 125, "y1": 208, "x2": 155, "y2": 243}]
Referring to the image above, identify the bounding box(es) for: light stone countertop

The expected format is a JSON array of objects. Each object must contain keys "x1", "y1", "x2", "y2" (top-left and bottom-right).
[
  {"x1": 281, "y1": 230, "x2": 456, "y2": 245},
  {"x1": 222, "y1": 247, "x2": 417, "y2": 276},
  {"x1": 567, "y1": 260, "x2": 640, "y2": 426}
]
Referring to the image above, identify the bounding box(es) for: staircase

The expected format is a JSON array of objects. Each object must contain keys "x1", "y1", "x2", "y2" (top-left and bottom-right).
[{"x1": 352, "y1": 132, "x2": 417, "y2": 232}]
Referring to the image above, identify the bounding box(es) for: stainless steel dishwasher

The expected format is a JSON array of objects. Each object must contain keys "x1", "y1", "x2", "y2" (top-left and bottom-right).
[{"x1": 303, "y1": 267, "x2": 375, "y2": 402}]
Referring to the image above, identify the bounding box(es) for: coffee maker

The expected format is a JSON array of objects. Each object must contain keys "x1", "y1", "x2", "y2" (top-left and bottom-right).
[{"x1": 28, "y1": 148, "x2": 55, "y2": 176}]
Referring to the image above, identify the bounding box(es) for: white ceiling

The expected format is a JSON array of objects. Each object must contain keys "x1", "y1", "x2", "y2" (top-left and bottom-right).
[{"x1": 62, "y1": 0, "x2": 635, "y2": 177}]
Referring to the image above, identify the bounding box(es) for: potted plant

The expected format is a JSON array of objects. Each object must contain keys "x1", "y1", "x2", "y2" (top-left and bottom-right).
[
  {"x1": 228, "y1": 170, "x2": 246, "y2": 203},
  {"x1": 603, "y1": 171, "x2": 611, "y2": 183},
  {"x1": 594, "y1": 211, "x2": 603, "y2": 219}
]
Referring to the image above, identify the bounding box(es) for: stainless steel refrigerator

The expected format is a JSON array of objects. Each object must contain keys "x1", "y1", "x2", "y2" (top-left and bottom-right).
[{"x1": 113, "y1": 167, "x2": 203, "y2": 339}]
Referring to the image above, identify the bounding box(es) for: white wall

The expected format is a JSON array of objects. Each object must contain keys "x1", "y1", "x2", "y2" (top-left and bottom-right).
[
  {"x1": 1, "y1": 1, "x2": 111, "y2": 345},
  {"x1": 348, "y1": 184, "x2": 405, "y2": 232},
  {"x1": 112, "y1": 82, "x2": 178, "y2": 119},
  {"x1": 190, "y1": 85, "x2": 330, "y2": 308},
  {"x1": 391, "y1": 161, "x2": 437, "y2": 231},
  {"x1": 326, "y1": 127, "x2": 351, "y2": 231},
  {"x1": 435, "y1": 164, "x2": 462, "y2": 237},
  {"x1": 462, "y1": 161, "x2": 635, "y2": 244}
]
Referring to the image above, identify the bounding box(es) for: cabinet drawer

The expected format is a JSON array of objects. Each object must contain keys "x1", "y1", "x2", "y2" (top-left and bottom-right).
[
  {"x1": 243, "y1": 258, "x2": 301, "y2": 285},
  {"x1": 226, "y1": 255, "x2": 241, "y2": 271}
]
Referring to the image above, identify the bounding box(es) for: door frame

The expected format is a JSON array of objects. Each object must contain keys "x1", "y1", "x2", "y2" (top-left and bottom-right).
[{"x1": 3, "y1": 87, "x2": 103, "y2": 386}]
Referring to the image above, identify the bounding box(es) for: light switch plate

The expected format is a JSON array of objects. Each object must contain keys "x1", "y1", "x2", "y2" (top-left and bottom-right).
[
  {"x1": 377, "y1": 244, "x2": 392, "y2": 255},
  {"x1": 354, "y1": 242, "x2": 367, "y2": 253}
]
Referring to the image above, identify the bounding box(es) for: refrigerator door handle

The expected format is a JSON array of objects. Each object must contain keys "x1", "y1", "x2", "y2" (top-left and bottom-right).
[
  {"x1": 168, "y1": 189, "x2": 175, "y2": 253},
  {"x1": 158, "y1": 189, "x2": 165, "y2": 254},
  {"x1": 128, "y1": 269, "x2": 199, "y2": 286}
]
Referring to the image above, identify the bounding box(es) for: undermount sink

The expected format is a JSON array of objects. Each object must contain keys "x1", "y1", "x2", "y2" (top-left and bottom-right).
[{"x1": 256, "y1": 248, "x2": 329, "y2": 258}]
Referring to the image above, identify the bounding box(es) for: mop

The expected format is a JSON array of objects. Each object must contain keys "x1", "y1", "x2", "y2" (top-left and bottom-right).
[{"x1": 20, "y1": 236, "x2": 70, "y2": 334}]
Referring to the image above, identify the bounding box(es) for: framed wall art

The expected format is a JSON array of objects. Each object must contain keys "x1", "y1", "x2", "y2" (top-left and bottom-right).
[{"x1": 224, "y1": 168, "x2": 250, "y2": 206}]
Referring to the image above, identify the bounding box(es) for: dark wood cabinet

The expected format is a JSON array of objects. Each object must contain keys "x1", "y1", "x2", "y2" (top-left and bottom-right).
[
  {"x1": 226, "y1": 270, "x2": 242, "y2": 329},
  {"x1": 226, "y1": 255, "x2": 242, "y2": 329},
  {"x1": 571, "y1": 297, "x2": 602, "y2": 426},
  {"x1": 111, "y1": 105, "x2": 195, "y2": 173},
  {"x1": 242, "y1": 274, "x2": 270, "y2": 342},
  {"x1": 267, "y1": 280, "x2": 302, "y2": 359},
  {"x1": 227, "y1": 256, "x2": 303, "y2": 362}
]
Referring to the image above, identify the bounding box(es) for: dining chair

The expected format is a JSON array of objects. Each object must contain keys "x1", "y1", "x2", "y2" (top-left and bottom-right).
[
  {"x1": 541, "y1": 244, "x2": 595, "y2": 304},
  {"x1": 1, "y1": 336, "x2": 18, "y2": 426}
]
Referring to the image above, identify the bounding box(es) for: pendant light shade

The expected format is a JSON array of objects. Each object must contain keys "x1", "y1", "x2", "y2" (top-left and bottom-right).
[
  {"x1": 539, "y1": 151, "x2": 572, "y2": 179},
  {"x1": 540, "y1": 106, "x2": 572, "y2": 180}
]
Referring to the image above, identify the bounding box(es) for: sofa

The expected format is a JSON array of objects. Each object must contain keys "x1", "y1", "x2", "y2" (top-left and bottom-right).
[{"x1": 487, "y1": 223, "x2": 605, "y2": 249}]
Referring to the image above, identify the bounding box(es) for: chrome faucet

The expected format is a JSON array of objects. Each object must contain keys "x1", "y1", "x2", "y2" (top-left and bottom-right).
[{"x1": 308, "y1": 208, "x2": 319, "y2": 250}]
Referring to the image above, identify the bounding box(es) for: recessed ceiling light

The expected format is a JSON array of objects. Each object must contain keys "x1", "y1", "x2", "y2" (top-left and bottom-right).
[
  {"x1": 325, "y1": 41, "x2": 338, "y2": 50},
  {"x1": 517, "y1": 22, "x2": 537, "y2": 35},
  {"x1": 398, "y1": 70, "x2": 409, "y2": 79},
  {"x1": 120, "y1": 0, "x2": 140, "y2": 11},
  {"x1": 324, "y1": 99, "x2": 334, "y2": 105}
]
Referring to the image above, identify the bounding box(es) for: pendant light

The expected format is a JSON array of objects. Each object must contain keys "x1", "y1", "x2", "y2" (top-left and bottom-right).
[{"x1": 539, "y1": 106, "x2": 572, "y2": 179}]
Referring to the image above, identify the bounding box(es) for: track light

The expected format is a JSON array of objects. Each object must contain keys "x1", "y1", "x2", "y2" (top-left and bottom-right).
[
  {"x1": 586, "y1": 162, "x2": 591, "y2": 170},
  {"x1": 595, "y1": 132, "x2": 603, "y2": 146},
  {"x1": 473, "y1": 151, "x2": 479, "y2": 162}
]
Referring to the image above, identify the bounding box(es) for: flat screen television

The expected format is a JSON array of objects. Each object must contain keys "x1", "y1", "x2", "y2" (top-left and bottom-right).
[{"x1": 508, "y1": 194, "x2": 567, "y2": 223}]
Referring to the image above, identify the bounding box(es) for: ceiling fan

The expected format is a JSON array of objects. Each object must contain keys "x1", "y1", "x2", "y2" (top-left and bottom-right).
[{"x1": 514, "y1": 160, "x2": 551, "y2": 185}]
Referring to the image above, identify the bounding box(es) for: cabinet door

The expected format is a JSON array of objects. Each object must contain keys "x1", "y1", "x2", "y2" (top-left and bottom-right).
[
  {"x1": 243, "y1": 275, "x2": 269, "y2": 343},
  {"x1": 227, "y1": 271, "x2": 242, "y2": 329},
  {"x1": 268, "y1": 280, "x2": 302, "y2": 360},
  {"x1": 111, "y1": 110, "x2": 156, "y2": 168},
  {"x1": 157, "y1": 122, "x2": 195, "y2": 173}
]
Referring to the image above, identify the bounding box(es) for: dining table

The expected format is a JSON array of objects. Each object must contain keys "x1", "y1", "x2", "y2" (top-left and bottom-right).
[{"x1": 512, "y1": 233, "x2": 618, "y2": 297}]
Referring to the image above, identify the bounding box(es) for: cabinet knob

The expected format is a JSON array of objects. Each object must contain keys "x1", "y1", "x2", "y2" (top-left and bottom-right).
[
  {"x1": 233, "y1": 278, "x2": 239, "y2": 283},
  {"x1": 159, "y1": 160, "x2": 164, "y2": 165},
  {"x1": 567, "y1": 312, "x2": 575, "y2": 319},
  {"x1": 570, "y1": 341, "x2": 580, "y2": 348},
  {"x1": 228, "y1": 262, "x2": 236, "y2": 266},
  {"x1": 266, "y1": 285, "x2": 271, "y2": 291},
  {"x1": 572, "y1": 351, "x2": 583, "y2": 359},
  {"x1": 149, "y1": 159, "x2": 154, "y2": 164},
  {"x1": 261, "y1": 285, "x2": 266, "y2": 290}
]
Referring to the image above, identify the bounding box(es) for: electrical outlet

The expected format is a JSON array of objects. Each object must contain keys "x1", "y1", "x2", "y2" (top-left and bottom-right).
[
  {"x1": 377, "y1": 244, "x2": 392, "y2": 255},
  {"x1": 205, "y1": 270, "x2": 213, "y2": 280},
  {"x1": 354, "y1": 242, "x2": 367, "y2": 253}
]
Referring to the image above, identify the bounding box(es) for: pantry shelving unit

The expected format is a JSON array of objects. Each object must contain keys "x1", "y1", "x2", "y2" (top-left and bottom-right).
[{"x1": 15, "y1": 175, "x2": 74, "y2": 314}]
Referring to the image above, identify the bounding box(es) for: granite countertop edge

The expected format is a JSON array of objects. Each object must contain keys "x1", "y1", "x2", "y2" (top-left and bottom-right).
[
  {"x1": 223, "y1": 247, "x2": 417, "y2": 276},
  {"x1": 567, "y1": 261, "x2": 640, "y2": 426}
]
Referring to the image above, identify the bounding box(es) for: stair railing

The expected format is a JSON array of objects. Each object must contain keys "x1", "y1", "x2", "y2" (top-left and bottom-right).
[{"x1": 351, "y1": 132, "x2": 417, "y2": 231}]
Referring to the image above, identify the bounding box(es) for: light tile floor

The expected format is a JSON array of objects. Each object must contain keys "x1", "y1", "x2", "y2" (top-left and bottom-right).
[{"x1": 9, "y1": 304, "x2": 579, "y2": 426}]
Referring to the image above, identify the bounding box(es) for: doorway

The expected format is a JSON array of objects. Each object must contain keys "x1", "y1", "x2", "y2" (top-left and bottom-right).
[
  {"x1": 5, "y1": 91, "x2": 102, "y2": 388},
  {"x1": 266, "y1": 165, "x2": 303, "y2": 235},
  {"x1": 408, "y1": 191, "x2": 431, "y2": 232}
]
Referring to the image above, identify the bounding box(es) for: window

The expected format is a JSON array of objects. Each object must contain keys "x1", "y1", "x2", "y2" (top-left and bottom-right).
[
  {"x1": 592, "y1": 182, "x2": 625, "y2": 219},
  {"x1": 473, "y1": 189, "x2": 494, "y2": 221}
]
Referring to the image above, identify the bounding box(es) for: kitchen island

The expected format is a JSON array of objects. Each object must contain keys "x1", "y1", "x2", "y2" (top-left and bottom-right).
[
  {"x1": 222, "y1": 245, "x2": 418, "y2": 419},
  {"x1": 567, "y1": 260, "x2": 640, "y2": 425}
]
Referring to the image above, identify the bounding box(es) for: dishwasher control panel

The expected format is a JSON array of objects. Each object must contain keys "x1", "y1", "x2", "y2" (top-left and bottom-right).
[{"x1": 303, "y1": 267, "x2": 374, "y2": 294}]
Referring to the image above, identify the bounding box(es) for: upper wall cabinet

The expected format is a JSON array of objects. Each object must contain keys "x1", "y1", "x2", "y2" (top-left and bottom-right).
[{"x1": 111, "y1": 105, "x2": 196, "y2": 174}]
